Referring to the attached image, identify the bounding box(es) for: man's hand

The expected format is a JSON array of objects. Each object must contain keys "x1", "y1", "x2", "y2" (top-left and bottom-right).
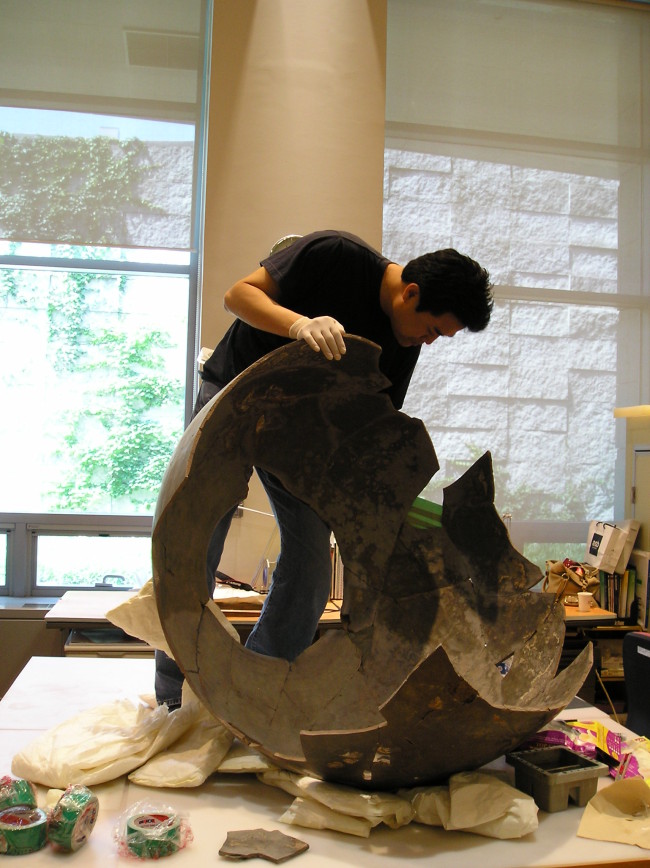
[{"x1": 288, "y1": 315, "x2": 346, "y2": 360}]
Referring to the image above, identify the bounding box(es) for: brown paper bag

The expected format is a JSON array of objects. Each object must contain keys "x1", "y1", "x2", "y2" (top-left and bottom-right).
[
  {"x1": 578, "y1": 778, "x2": 650, "y2": 849},
  {"x1": 543, "y1": 560, "x2": 600, "y2": 604}
]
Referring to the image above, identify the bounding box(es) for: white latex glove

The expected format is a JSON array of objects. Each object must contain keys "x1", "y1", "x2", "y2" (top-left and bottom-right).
[{"x1": 288, "y1": 315, "x2": 346, "y2": 360}]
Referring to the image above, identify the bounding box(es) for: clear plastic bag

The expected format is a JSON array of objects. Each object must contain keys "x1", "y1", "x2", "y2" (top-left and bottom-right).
[{"x1": 114, "y1": 800, "x2": 192, "y2": 860}]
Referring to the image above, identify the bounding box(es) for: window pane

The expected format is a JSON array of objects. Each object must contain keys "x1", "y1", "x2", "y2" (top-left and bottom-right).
[
  {"x1": 0, "y1": 0, "x2": 204, "y2": 251},
  {"x1": 401, "y1": 298, "x2": 617, "y2": 522},
  {"x1": 0, "y1": 264, "x2": 187, "y2": 514},
  {"x1": 385, "y1": 0, "x2": 648, "y2": 544},
  {"x1": 35, "y1": 535, "x2": 151, "y2": 589},
  {"x1": 383, "y1": 147, "x2": 621, "y2": 295},
  {"x1": 0, "y1": 532, "x2": 6, "y2": 588},
  {"x1": 523, "y1": 542, "x2": 586, "y2": 587},
  {"x1": 0, "y1": 109, "x2": 195, "y2": 250},
  {"x1": 0, "y1": 0, "x2": 208, "y2": 595}
]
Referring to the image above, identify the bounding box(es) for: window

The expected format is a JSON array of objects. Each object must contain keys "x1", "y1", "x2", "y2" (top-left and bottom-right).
[
  {"x1": 0, "y1": 1, "x2": 211, "y2": 595},
  {"x1": 384, "y1": 0, "x2": 649, "y2": 573},
  {"x1": 0, "y1": 531, "x2": 6, "y2": 590}
]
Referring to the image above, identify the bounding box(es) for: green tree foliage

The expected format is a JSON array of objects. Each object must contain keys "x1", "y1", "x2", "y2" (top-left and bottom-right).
[
  {"x1": 53, "y1": 328, "x2": 183, "y2": 512},
  {"x1": 0, "y1": 133, "x2": 153, "y2": 245},
  {"x1": 0, "y1": 131, "x2": 184, "y2": 514}
]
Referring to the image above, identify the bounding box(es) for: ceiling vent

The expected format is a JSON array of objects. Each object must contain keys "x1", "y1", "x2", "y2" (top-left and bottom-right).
[{"x1": 125, "y1": 29, "x2": 199, "y2": 71}]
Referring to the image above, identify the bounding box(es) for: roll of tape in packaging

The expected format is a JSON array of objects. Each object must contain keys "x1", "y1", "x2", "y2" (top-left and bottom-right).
[
  {"x1": 0, "y1": 775, "x2": 37, "y2": 810},
  {"x1": 126, "y1": 812, "x2": 182, "y2": 859},
  {"x1": 47, "y1": 784, "x2": 99, "y2": 852},
  {"x1": 0, "y1": 805, "x2": 48, "y2": 855}
]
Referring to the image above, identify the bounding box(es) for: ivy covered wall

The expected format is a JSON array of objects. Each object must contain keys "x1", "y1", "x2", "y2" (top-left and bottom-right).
[{"x1": 0, "y1": 134, "x2": 193, "y2": 249}]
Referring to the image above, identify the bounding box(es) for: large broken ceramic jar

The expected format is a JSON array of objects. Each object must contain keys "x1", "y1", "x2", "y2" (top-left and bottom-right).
[{"x1": 153, "y1": 337, "x2": 591, "y2": 789}]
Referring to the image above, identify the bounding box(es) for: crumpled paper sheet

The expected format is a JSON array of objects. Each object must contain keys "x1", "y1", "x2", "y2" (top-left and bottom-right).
[
  {"x1": 11, "y1": 582, "x2": 275, "y2": 790},
  {"x1": 260, "y1": 768, "x2": 537, "y2": 839},
  {"x1": 401, "y1": 771, "x2": 538, "y2": 839},
  {"x1": 106, "y1": 577, "x2": 241, "y2": 655},
  {"x1": 11, "y1": 682, "x2": 235, "y2": 791},
  {"x1": 105, "y1": 578, "x2": 174, "y2": 655},
  {"x1": 578, "y1": 778, "x2": 650, "y2": 850},
  {"x1": 218, "y1": 742, "x2": 278, "y2": 774},
  {"x1": 128, "y1": 701, "x2": 234, "y2": 788},
  {"x1": 106, "y1": 577, "x2": 241, "y2": 654},
  {"x1": 12, "y1": 698, "x2": 193, "y2": 788},
  {"x1": 10, "y1": 580, "x2": 263, "y2": 790},
  {"x1": 260, "y1": 769, "x2": 413, "y2": 833},
  {"x1": 281, "y1": 797, "x2": 377, "y2": 838}
]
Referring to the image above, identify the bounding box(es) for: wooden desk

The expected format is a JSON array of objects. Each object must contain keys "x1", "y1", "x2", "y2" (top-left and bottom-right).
[
  {"x1": 44, "y1": 594, "x2": 616, "y2": 631},
  {"x1": 45, "y1": 589, "x2": 342, "y2": 628},
  {"x1": 1, "y1": 656, "x2": 648, "y2": 867},
  {"x1": 564, "y1": 604, "x2": 618, "y2": 626},
  {"x1": 44, "y1": 589, "x2": 343, "y2": 653},
  {"x1": 44, "y1": 590, "x2": 137, "y2": 629}
]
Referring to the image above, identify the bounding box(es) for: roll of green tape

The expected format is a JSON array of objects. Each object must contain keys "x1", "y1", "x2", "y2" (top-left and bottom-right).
[
  {"x1": 0, "y1": 805, "x2": 48, "y2": 855},
  {"x1": 0, "y1": 776, "x2": 37, "y2": 810},
  {"x1": 47, "y1": 784, "x2": 99, "y2": 852},
  {"x1": 126, "y1": 812, "x2": 181, "y2": 859}
]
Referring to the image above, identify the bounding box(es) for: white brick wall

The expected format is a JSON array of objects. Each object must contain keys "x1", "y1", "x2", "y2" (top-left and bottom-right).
[
  {"x1": 127, "y1": 142, "x2": 194, "y2": 250},
  {"x1": 384, "y1": 147, "x2": 618, "y2": 520}
]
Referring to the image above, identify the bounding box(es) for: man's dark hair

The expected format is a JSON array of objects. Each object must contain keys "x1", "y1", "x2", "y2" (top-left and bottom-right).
[{"x1": 401, "y1": 248, "x2": 493, "y2": 332}]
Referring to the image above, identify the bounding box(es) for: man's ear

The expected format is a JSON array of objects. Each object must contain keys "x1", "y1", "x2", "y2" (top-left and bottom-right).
[{"x1": 403, "y1": 282, "x2": 420, "y2": 303}]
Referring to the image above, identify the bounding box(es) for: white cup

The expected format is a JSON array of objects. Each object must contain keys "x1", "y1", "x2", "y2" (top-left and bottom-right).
[{"x1": 577, "y1": 592, "x2": 593, "y2": 612}]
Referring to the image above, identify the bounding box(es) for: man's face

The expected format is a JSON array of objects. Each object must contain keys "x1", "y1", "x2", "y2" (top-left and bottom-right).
[{"x1": 391, "y1": 284, "x2": 464, "y2": 347}]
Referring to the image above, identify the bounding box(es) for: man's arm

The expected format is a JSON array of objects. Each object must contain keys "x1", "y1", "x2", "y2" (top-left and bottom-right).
[
  {"x1": 224, "y1": 266, "x2": 346, "y2": 360},
  {"x1": 224, "y1": 267, "x2": 295, "y2": 336}
]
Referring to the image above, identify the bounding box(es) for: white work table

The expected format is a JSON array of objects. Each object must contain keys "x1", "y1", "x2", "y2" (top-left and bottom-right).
[{"x1": 0, "y1": 656, "x2": 647, "y2": 867}]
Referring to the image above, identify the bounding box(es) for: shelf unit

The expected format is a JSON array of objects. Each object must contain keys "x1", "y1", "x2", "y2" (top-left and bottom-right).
[{"x1": 561, "y1": 622, "x2": 639, "y2": 716}]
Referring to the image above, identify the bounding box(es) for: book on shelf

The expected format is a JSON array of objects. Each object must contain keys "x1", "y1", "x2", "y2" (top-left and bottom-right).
[
  {"x1": 598, "y1": 565, "x2": 638, "y2": 621},
  {"x1": 618, "y1": 570, "x2": 627, "y2": 618},
  {"x1": 626, "y1": 565, "x2": 637, "y2": 620},
  {"x1": 600, "y1": 570, "x2": 620, "y2": 616},
  {"x1": 330, "y1": 536, "x2": 344, "y2": 601},
  {"x1": 631, "y1": 549, "x2": 650, "y2": 630}
]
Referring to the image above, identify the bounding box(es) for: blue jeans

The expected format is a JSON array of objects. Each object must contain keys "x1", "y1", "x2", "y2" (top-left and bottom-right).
[
  {"x1": 155, "y1": 382, "x2": 333, "y2": 708},
  {"x1": 244, "y1": 467, "x2": 333, "y2": 658}
]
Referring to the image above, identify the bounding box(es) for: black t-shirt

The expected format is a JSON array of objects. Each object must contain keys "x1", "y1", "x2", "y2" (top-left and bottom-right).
[{"x1": 202, "y1": 230, "x2": 420, "y2": 408}]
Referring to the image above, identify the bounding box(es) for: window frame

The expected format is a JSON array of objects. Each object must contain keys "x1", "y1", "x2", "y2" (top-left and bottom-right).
[
  {"x1": 2, "y1": 513, "x2": 153, "y2": 598},
  {"x1": 0, "y1": 1, "x2": 213, "y2": 598}
]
